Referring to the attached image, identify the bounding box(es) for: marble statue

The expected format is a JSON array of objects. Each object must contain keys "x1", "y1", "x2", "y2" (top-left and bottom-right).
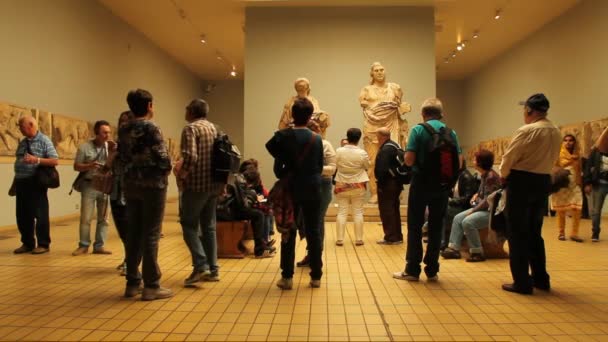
[
  {"x1": 359, "y1": 62, "x2": 411, "y2": 202},
  {"x1": 278, "y1": 77, "x2": 331, "y2": 138},
  {"x1": 0, "y1": 102, "x2": 36, "y2": 156}
]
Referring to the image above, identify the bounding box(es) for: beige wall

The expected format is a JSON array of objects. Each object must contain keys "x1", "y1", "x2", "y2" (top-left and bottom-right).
[
  {"x1": 462, "y1": 0, "x2": 608, "y2": 148},
  {"x1": 244, "y1": 6, "x2": 436, "y2": 187},
  {"x1": 0, "y1": 0, "x2": 203, "y2": 227},
  {"x1": 437, "y1": 80, "x2": 467, "y2": 147},
  {"x1": 202, "y1": 80, "x2": 245, "y2": 153}
]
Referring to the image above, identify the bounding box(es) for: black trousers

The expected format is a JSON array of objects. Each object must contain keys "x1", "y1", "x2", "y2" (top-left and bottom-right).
[
  {"x1": 506, "y1": 170, "x2": 551, "y2": 290},
  {"x1": 281, "y1": 183, "x2": 322, "y2": 280},
  {"x1": 405, "y1": 178, "x2": 448, "y2": 277},
  {"x1": 377, "y1": 178, "x2": 404, "y2": 242},
  {"x1": 237, "y1": 207, "x2": 267, "y2": 255},
  {"x1": 125, "y1": 187, "x2": 166, "y2": 289},
  {"x1": 110, "y1": 199, "x2": 129, "y2": 260},
  {"x1": 15, "y1": 177, "x2": 50, "y2": 248}
]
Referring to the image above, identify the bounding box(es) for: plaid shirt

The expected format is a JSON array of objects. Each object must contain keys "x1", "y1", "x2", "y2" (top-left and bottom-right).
[{"x1": 180, "y1": 118, "x2": 223, "y2": 193}]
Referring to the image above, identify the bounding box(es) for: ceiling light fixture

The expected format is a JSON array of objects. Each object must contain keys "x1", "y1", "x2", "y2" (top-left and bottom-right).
[
  {"x1": 456, "y1": 44, "x2": 462, "y2": 51},
  {"x1": 230, "y1": 70, "x2": 237, "y2": 77},
  {"x1": 473, "y1": 30, "x2": 479, "y2": 38},
  {"x1": 494, "y1": 9, "x2": 502, "y2": 20},
  {"x1": 444, "y1": 58, "x2": 449, "y2": 64},
  {"x1": 200, "y1": 34, "x2": 207, "y2": 44},
  {"x1": 461, "y1": 40, "x2": 467, "y2": 47},
  {"x1": 451, "y1": 51, "x2": 457, "y2": 58}
]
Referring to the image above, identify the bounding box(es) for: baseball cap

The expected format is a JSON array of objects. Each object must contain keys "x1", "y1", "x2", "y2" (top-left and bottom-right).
[{"x1": 518, "y1": 93, "x2": 550, "y2": 113}]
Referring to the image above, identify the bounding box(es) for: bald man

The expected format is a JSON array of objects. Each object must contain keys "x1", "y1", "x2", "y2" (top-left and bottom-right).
[
  {"x1": 13, "y1": 115, "x2": 58, "y2": 254},
  {"x1": 375, "y1": 127, "x2": 404, "y2": 245}
]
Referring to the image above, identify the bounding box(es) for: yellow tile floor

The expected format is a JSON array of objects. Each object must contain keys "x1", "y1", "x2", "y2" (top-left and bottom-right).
[{"x1": 0, "y1": 202, "x2": 607, "y2": 341}]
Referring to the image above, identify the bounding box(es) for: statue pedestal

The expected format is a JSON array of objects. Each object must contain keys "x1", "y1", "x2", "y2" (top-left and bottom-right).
[{"x1": 325, "y1": 203, "x2": 407, "y2": 222}]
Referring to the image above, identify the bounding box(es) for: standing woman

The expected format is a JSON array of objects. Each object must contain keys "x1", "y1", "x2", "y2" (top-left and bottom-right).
[
  {"x1": 334, "y1": 128, "x2": 370, "y2": 246},
  {"x1": 106, "y1": 111, "x2": 133, "y2": 275},
  {"x1": 551, "y1": 134, "x2": 584, "y2": 242}
]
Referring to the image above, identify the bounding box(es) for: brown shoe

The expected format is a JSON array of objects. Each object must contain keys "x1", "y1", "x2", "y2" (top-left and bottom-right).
[
  {"x1": 32, "y1": 247, "x2": 49, "y2": 254},
  {"x1": 124, "y1": 285, "x2": 141, "y2": 298},
  {"x1": 72, "y1": 247, "x2": 89, "y2": 256},
  {"x1": 141, "y1": 287, "x2": 173, "y2": 301},
  {"x1": 14, "y1": 245, "x2": 33, "y2": 254},
  {"x1": 93, "y1": 247, "x2": 112, "y2": 255}
]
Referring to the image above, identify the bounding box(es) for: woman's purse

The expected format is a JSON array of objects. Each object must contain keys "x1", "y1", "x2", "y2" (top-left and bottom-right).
[{"x1": 92, "y1": 166, "x2": 114, "y2": 194}]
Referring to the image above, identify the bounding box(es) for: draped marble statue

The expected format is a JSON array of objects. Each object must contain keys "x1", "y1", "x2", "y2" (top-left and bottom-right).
[
  {"x1": 278, "y1": 77, "x2": 330, "y2": 138},
  {"x1": 359, "y1": 62, "x2": 411, "y2": 203}
]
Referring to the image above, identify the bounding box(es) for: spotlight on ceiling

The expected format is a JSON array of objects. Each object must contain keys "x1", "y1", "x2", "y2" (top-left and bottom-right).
[
  {"x1": 473, "y1": 30, "x2": 479, "y2": 38},
  {"x1": 494, "y1": 9, "x2": 502, "y2": 20},
  {"x1": 456, "y1": 44, "x2": 463, "y2": 51},
  {"x1": 200, "y1": 35, "x2": 207, "y2": 44}
]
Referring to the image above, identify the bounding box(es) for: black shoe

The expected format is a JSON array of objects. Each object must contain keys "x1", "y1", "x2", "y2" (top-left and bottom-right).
[
  {"x1": 296, "y1": 255, "x2": 310, "y2": 267},
  {"x1": 267, "y1": 239, "x2": 276, "y2": 247},
  {"x1": 533, "y1": 283, "x2": 551, "y2": 291},
  {"x1": 592, "y1": 232, "x2": 599, "y2": 242},
  {"x1": 441, "y1": 247, "x2": 461, "y2": 259},
  {"x1": 501, "y1": 283, "x2": 533, "y2": 295}
]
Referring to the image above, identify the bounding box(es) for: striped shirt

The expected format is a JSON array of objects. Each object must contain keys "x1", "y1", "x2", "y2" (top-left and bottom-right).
[
  {"x1": 180, "y1": 118, "x2": 223, "y2": 193},
  {"x1": 14, "y1": 132, "x2": 58, "y2": 179}
]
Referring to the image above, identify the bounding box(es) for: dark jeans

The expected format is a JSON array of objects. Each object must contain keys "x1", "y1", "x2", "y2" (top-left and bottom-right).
[
  {"x1": 237, "y1": 207, "x2": 267, "y2": 256},
  {"x1": 125, "y1": 187, "x2": 167, "y2": 289},
  {"x1": 15, "y1": 177, "x2": 50, "y2": 248},
  {"x1": 179, "y1": 191, "x2": 218, "y2": 272},
  {"x1": 442, "y1": 204, "x2": 467, "y2": 249},
  {"x1": 110, "y1": 199, "x2": 128, "y2": 260},
  {"x1": 305, "y1": 177, "x2": 333, "y2": 252},
  {"x1": 405, "y1": 179, "x2": 448, "y2": 277},
  {"x1": 378, "y1": 178, "x2": 403, "y2": 242},
  {"x1": 506, "y1": 170, "x2": 551, "y2": 290},
  {"x1": 281, "y1": 183, "x2": 323, "y2": 280}
]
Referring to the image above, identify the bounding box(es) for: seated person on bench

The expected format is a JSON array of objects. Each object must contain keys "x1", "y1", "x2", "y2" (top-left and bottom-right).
[{"x1": 441, "y1": 149, "x2": 500, "y2": 262}]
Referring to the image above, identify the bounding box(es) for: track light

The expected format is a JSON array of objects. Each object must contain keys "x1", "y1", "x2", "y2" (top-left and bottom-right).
[
  {"x1": 494, "y1": 9, "x2": 502, "y2": 20},
  {"x1": 200, "y1": 34, "x2": 207, "y2": 44},
  {"x1": 473, "y1": 30, "x2": 479, "y2": 39},
  {"x1": 444, "y1": 58, "x2": 449, "y2": 64},
  {"x1": 451, "y1": 51, "x2": 457, "y2": 58},
  {"x1": 230, "y1": 70, "x2": 237, "y2": 77},
  {"x1": 456, "y1": 44, "x2": 462, "y2": 51}
]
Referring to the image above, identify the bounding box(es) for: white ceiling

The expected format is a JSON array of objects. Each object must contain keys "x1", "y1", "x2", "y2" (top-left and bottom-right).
[{"x1": 99, "y1": 0, "x2": 580, "y2": 81}]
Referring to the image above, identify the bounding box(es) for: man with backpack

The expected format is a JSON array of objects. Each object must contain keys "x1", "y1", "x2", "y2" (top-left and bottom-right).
[
  {"x1": 393, "y1": 98, "x2": 461, "y2": 282},
  {"x1": 175, "y1": 99, "x2": 225, "y2": 286},
  {"x1": 375, "y1": 127, "x2": 405, "y2": 245}
]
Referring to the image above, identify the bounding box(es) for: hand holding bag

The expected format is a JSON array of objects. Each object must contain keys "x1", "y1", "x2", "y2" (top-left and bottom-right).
[
  {"x1": 26, "y1": 141, "x2": 60, "y2": 189},
  {"x1": 92, "y1": 166, "x2": 114, "y2": 194}
]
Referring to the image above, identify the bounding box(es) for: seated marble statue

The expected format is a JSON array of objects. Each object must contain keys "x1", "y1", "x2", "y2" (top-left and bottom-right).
[
  {"x1": 278, "y1": 78, "x2": 330, "y2": 138},
  {"x1": 359, "y1": 62, "x2": 411, "y2": 202}
]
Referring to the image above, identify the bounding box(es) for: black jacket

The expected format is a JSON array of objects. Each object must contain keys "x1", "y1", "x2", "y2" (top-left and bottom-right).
[
  {"x1": 583, "y1": 148, "x2": 606, "y2": 187},
  {"x1": 374, "y1": 139, "x2": 399, "y2": 184},
  {"x1": 448, "y1": 168, "x2": 480, "y2": 209}
]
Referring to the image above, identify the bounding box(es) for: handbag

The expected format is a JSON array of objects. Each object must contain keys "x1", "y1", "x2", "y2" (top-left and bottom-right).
[
  {"x1": 8, "y1": 178, "x2": 16, "y2": 197},
  {"x1": 26, "y1": 141, "x2": 60, "y2": 189},
  {"x1": 92, "y1": 167, "x2": 114, "y2": 194}
]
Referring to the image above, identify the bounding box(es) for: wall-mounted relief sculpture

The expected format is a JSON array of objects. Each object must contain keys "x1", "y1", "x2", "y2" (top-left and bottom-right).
[
  {"x1": 38, "y1": 110, "x2": 53, "y2": 139},
  {"x1": 0, "y1": 102, "x2": 37, "y2": 156},
  {"x1": 584, "y1": 118, "x2": 608, "y2": 155},
  {"x1": 52, "y1": 114, "x2": 92, "y2": 159}
]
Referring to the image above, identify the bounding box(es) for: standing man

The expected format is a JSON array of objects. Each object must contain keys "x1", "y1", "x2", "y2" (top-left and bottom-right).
[
  {"x1": 13, "y1": 116, "x2": 59, "y2": 254},
  {"x1": 72, "y1": 120, "x2": 113, "y2": 256},
  {"x1": 119, "y1": 89, "x2": 173, "y2": 300},
  {"x1": 584, "y1": 147, "x2": 607, "y2": 242},
  {"x1": 500, "y1": 93, "x2": 561, "y2": 294},
  {"x1": 375, "y1": 127, "x2": 404, "y2": 245},
  {"x1": 175, "y1": 99, "x2": 224, "y2": 286},
  {"x1": 393, "y1": 98, "x2": 461, "y2": 282}
]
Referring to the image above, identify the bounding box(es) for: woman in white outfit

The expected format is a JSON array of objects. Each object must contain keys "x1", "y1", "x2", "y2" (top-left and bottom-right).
[{"x1": 334, "y1": 128, "x2": 370, "y2": 246}]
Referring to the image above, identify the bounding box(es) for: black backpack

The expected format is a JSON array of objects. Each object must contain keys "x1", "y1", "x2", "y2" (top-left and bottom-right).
[
  {"x1": 384, "y1": 141, "x2": 411, "y2": 185},
  {"x1": 419, "y1": 122, "x2": 460, "y2": 189},
  {"x1": 212, "y1": 126, "x2": 241, "y2": 183}
]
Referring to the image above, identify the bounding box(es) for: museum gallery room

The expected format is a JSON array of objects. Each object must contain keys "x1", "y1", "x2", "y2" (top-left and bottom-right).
[{"x1": 0, "y1": 0, "x2": 607, "y2": 341}]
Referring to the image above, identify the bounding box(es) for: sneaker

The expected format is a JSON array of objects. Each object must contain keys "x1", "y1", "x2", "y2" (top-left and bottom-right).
[
  {"x1": 441, "y1": 247, "x2": 461, "y2": 259},
  {"x1": 13, "y1": 245, "x2": 33, "y2": 254},
  {"x1": 466, "y1": 253, "x2": 486, "y2": 262},
  {"x1": 392, "y1": 272, "x2": 419, "y2": 282},
  {"x1": 355, "y1": 240, "x2": 364, "y2": 246},
  {"x1": 117, "y1": 262, "x2": 127, "y2": 276},
  {"x1": 310, "y1": 279, "x2": 321, "y2": 288},
  {"x1": 276, "y1": 278, "x2": 293, "y2": 290},
  {"x1": 32, "y1": 247, "x2": 49, "y2": 254},
  {"x1": 124, "y1": 285, "x2": 141, "y2": 298},
  {"x1": 570, "y1": 236, "x2": 584, "y2": 243},
  {"x1": 558, "y1": 234, "x2": 566, "y2": 241},
  {"x1": 255, "y1": 249, "x2": 276, "y2": 258},
  {"x1": 184, "y1": 270, "x2": 204, "y2": 286},
  {"x1": 93, "y1": 247, "x2": 112, "y2": 255},
  {"x1": 72, "y1": 247, "x2": 88, "y2": 256},
  {"x1": 201, "y1": 271, "x2": 220, "y2": 282},
  {"x1": 336, "y1": 240, "x2": 344, "y2": 246},
  {"x1": 592, "y1": 233, "x2": 599, "y2": 242},
  {"x1": 141, "y1": 287, "x2": 174, "y2": 301},
  {"x1": 427, "y1": 274, "x2": 439, "y2": 282},
  {"x1": 377, "y1": 239, "x2": 402, "y2": 245},
  {"x1": 296, "y1": 255, "x2": 310, "y2": 267}
]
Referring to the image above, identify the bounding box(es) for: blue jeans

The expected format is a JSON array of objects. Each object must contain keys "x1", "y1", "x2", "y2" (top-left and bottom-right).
[
  {"x1": 79, "y1": 183, "x2": 109, "y2": 249},
  {"x1": 448, "y1": 210, "x2": 490, "y2": 254},
  {"x1": 179, "y1": 190, "x2": 218, "y2": 273},
  {"x1": 591, "y1": 182, "x2": 608, "y2": 235},
  {"x1": 318, "y1": 178, "x2": 333, "y2": 244}
]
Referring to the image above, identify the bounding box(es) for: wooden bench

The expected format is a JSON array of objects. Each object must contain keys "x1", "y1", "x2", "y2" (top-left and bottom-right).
[
  {"x1": 462, "y1": 227, "x2": 508, "y2": 259},
  {"x1": 216, "y1": 220, "x2": 254, "y2": 258}
]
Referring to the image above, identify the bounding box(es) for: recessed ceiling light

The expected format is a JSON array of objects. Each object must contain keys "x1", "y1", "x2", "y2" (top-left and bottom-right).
[
  {"x1": 456, "y1": 44, "x2": 463, "y2": 51},
  {"x1": 200, "y1": 34, "x2": 207, "y2": 44},
  {"x1": 473, "y1": 30, "x2": 479, "y2": 38},
  {"x1": 494, "y1": 9, "x2": 502, "y2": 20},
  {"x1": 230, "y1": 70, "x2": 237, "y2": 77}
]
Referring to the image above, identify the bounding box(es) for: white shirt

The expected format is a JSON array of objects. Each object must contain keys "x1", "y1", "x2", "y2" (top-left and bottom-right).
[
  {"x1": 500, "y1": 119, "x2": 562, "y2": 178},
  {"x1": 322, "y1": 139, "x2": 337, "y2": 178},
  {"x1": 335, "y1": 144, "x2": 370, "y2": 183}
]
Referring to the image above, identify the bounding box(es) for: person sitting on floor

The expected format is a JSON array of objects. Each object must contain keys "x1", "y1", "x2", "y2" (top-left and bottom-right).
[{"x1": 441, "y1": 149, "x2": 501, "y2": 262}]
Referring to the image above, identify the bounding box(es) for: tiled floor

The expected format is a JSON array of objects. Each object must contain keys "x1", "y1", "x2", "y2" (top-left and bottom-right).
[{"x1": 0, "y1": 202, "x2": 607, "y2": 341}]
